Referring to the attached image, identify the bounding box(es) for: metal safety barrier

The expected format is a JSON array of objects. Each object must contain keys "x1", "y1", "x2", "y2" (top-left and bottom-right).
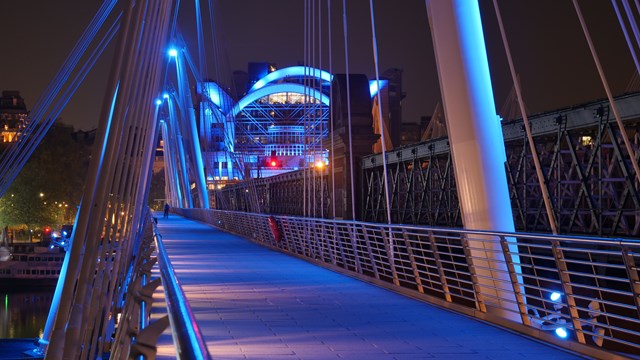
[
  {"x1": 110, "y1": 211, "x2": 212, "y2": 359},
  {"x1": 152, "y1": 221, "x2": 212, "y2": 359},
  {"x1": 176, "y1": 208, "x2": 640, "y2": 360}
]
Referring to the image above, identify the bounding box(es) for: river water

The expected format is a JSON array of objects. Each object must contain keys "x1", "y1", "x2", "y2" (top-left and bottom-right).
[{"x1": 0, "y1": 287, "x2": 53, "y2": 339}]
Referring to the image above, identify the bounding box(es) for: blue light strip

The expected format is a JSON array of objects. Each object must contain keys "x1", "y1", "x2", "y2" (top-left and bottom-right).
[
  {"x1": 228, "y1": 83, "x2": 330, "y2": 120},
  {"x1": 250, "y1": 66, "x2": 333, "y2": 92},
  {"x1": 153, "y1": 230, "x2": 212, "y2": 359}
]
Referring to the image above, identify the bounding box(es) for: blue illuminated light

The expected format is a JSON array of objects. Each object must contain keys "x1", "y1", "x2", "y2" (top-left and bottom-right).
[
  {"x1": 550, "y1": 292, "x2": 562, "y2": 302},
  {"x1": 209, "y1": 90, "x2": 221, "y2": 108},
  {"x1": 155, "y1": 99, "x2": 162, "y2": 106},
  {"x1": 555, "y1": 327, "x2": 568, "y2": 338},
  {"x1": 202, "y1": 83, "x2": 235, "y2": 112},
  {"x1": 369, "y1": 80, "x2": 388, "y2": 98},
  {"x1": 369, "y1": 81, "x2": 379, "y2": 97},
  {"x1": 229, "y1": 83, "x2": 330, "y2": 121},
  {"x1": 163, "y1": 93, "x2": 169, "y2": 99},
  {"x1": 250, "y1": 66, "x2": 333, "y2": 92},
  {"x1": 168, "y1": 48, "x2": 178, "y2": 57},
  {"x1": 96, "y1": 81, "x2": 120, "y2": 191}
]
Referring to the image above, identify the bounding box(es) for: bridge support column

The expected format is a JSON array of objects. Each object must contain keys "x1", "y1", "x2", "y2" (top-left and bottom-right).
[{"x1": 426, "y1": 0, "x2": 521, "y2": 322}]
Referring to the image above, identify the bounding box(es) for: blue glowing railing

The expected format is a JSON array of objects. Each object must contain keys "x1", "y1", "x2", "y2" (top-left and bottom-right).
[{"x1": 152, "y1": 222, "x2": 212, "y2": 359}]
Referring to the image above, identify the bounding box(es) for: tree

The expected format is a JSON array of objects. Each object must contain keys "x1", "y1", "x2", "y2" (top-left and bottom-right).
[
  {"x1": 0, "y1": 122, "x2": 92, "y2": 231},
  {"x1": 148, "y1": 168, "x2": 166, "y2": 211}
]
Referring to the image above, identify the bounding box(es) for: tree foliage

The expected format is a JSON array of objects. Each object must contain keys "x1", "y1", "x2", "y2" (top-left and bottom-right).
[
  {"x1": 148, "y1": 168, "x2": 166, "y2": 211},
  {"x1": 0, "y1": 122, "x2": 92, "y2": 229}
]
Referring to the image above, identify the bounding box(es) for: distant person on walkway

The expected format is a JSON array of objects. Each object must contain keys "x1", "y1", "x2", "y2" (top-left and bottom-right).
[{"x1": 164, "y1": 203, "x2": 170, "y2": 219}]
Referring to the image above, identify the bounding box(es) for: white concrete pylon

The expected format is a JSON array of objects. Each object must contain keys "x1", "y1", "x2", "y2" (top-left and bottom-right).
[{"x1": 426, "y1": 0, "x2": 521, "y2": 322}]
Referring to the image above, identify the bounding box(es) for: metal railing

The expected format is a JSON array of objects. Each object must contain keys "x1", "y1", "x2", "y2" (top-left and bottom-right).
[
  {"x1": 108, "y1": 212, "x2": 211, "y2": 359},
  {"x1": 176, "y1": 208, "x2": 640, "y2": 359},
  {"x1": 152, "y1": 222, "x2": 212, "y2": 359}
]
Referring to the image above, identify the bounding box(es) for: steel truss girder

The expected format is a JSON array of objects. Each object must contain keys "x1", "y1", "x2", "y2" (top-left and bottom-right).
[
  {"x1": 214, "y1": 93, "x2": 640, "y2": 237},
  {"x1": 361, "y1": 93, "x2": 640, "y2": 237},
  {"x1": 212, "y1": 169, "x2": 332, "y2": 217},
  {"x1": 362, "y1": 146, "x2": 460, "y2": 227}
]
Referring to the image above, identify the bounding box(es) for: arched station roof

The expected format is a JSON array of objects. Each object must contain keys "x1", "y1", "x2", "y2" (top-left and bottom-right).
[
  {"x1": 249, "y1": 66, "x2": 333, "y2": 92},
  {"x1": 227, "y1": 83, "x2": 330, "y2": 120}
]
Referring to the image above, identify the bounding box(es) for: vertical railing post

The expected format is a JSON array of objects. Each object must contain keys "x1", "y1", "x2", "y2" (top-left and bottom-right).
[
  {"x1": 427, "y1": 230, "x2": 452, "y2": 303},
  {"x1": 621, "y1": 245, "x2": 640, "y2": 315},
  {"x1": 460, "y1": 234, "x2": 487, "y2": 313},
  {"x1": 381, "y1": 227, "x2": 400, "y2": 286},
  {"x1": 402, "y1": 229, "x2": 424, "y2": 294},
  {"x1": 336, "y1": 224, "x2": 348, "y2": 269},
  {"x1": 498, "y1": 235, "x2": 530, "y2": 326},
  {"x1": 550, "y1": 239, "x2": 586, "y2": 344},
  {"x1": 362, "y1": 226, "x2": 380, "y2": 280},
  {"x1": 347, "y1": 223, "x2": 363, "y2": 273},
  {"x1": 328, "y1": 223, "x2": 338, "y2": 266}
]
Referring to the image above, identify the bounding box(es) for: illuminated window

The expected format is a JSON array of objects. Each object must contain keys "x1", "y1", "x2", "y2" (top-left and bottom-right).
[{"x1": 579, "y1": 136, "x2": 593, "y2": 147}]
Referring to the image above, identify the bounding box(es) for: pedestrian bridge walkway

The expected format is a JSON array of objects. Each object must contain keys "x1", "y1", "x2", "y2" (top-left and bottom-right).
[{"x1": 153, "y1": 214, "x2": 581, "y2": 359}]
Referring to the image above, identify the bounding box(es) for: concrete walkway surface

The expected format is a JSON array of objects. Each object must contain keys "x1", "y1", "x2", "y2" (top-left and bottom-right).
[{"x1": 152, "y1": 214, "x2": 583, "y2": 360}]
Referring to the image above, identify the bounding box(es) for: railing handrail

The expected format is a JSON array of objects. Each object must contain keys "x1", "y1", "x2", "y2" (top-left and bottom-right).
[
  {"x1": 177, "y1": 207, "x2": 640, "y2": 359},
  {"x1": 210, "y1": 209, "x2": 640, "y2": 246},
  {"x1": 152, "y1": 222, "x2": 212, "y2": 359}
]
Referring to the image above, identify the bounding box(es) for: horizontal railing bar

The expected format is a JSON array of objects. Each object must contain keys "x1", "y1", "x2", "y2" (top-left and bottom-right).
[
  {"x1": 153, "y1": 225, "x2": 212, "y2": 360},
  {"x1": 177, "y1": 209, "x2": 640, "y2": 357}
]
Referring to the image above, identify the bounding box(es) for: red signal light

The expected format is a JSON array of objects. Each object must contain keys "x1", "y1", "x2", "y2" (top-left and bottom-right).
[
  {"x1": 43, "y1": 226, "x2": 51, "y2": 235},
  {"x1": 264, "y1": 156, "x2": 281, "y2": 168}
]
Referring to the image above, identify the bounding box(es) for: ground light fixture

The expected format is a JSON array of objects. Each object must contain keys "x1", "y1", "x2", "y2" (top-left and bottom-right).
[{"x1": 555, "y1": 327, "x2": 569, "y2": 339}]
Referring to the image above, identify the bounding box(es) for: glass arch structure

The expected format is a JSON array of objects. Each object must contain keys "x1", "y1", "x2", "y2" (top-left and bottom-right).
[
  {"x1": 196, "y1": 66, "x2": 332, "y2": 180},
  {"x1": 229, "y1": 83, "x2": 330, "y2": 178}
]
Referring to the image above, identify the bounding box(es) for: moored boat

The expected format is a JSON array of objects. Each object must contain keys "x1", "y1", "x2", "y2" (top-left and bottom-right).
[{"x1": 0, "y1": 244, "x2": 63, "y2": 288}]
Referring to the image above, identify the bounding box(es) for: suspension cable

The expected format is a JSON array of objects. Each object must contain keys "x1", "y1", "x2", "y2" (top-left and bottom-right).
[
  {"x1": 612, "y1": 0, "x2": 640, "y2": 76},
  {"x1": 572, "y1": 0, "x2": 640, "y2": 187},
  {"x1": 309, "y1": 0, "x2": 322, "y2": 218},
  {"x1": 0, "y1": 0, "x2": 119, "y2": 196},
  {"x1": 342, "y1": 0, "x2": 356, "y2": 220},
  {"x1": 0, "y1": 16, "x2": 120, "y2": 195},
  {"x1": 368, "y1": 0, "x2": 392, "y2": 225},
  {"x1": 303, "y1": 0, "x2": 308, "y2": 217},
  {"x1": 317, "y1": 0, "x2": 326, "y2": 218},
  {"x1": 622, "y1": 0, "x2": 640, "y2": 59},
  {"x1": 194, "y1": 0, "x2": 206, "y2": 77},
  {"x1": 328, "y1": 0, "x2": 336, "y2": 219},
  {"x1": 492, "y1": 0, "x2": 558, "y2": 234}
]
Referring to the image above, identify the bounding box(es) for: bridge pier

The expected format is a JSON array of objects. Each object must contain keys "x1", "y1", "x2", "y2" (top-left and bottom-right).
[{"x1": 427, "y1": 0, "x2": 521, "y2": 321}]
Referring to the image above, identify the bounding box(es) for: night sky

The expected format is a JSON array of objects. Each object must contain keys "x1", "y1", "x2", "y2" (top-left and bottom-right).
[{"x1": 0, "y1": 1, "x2": 634, "y2": 131}]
